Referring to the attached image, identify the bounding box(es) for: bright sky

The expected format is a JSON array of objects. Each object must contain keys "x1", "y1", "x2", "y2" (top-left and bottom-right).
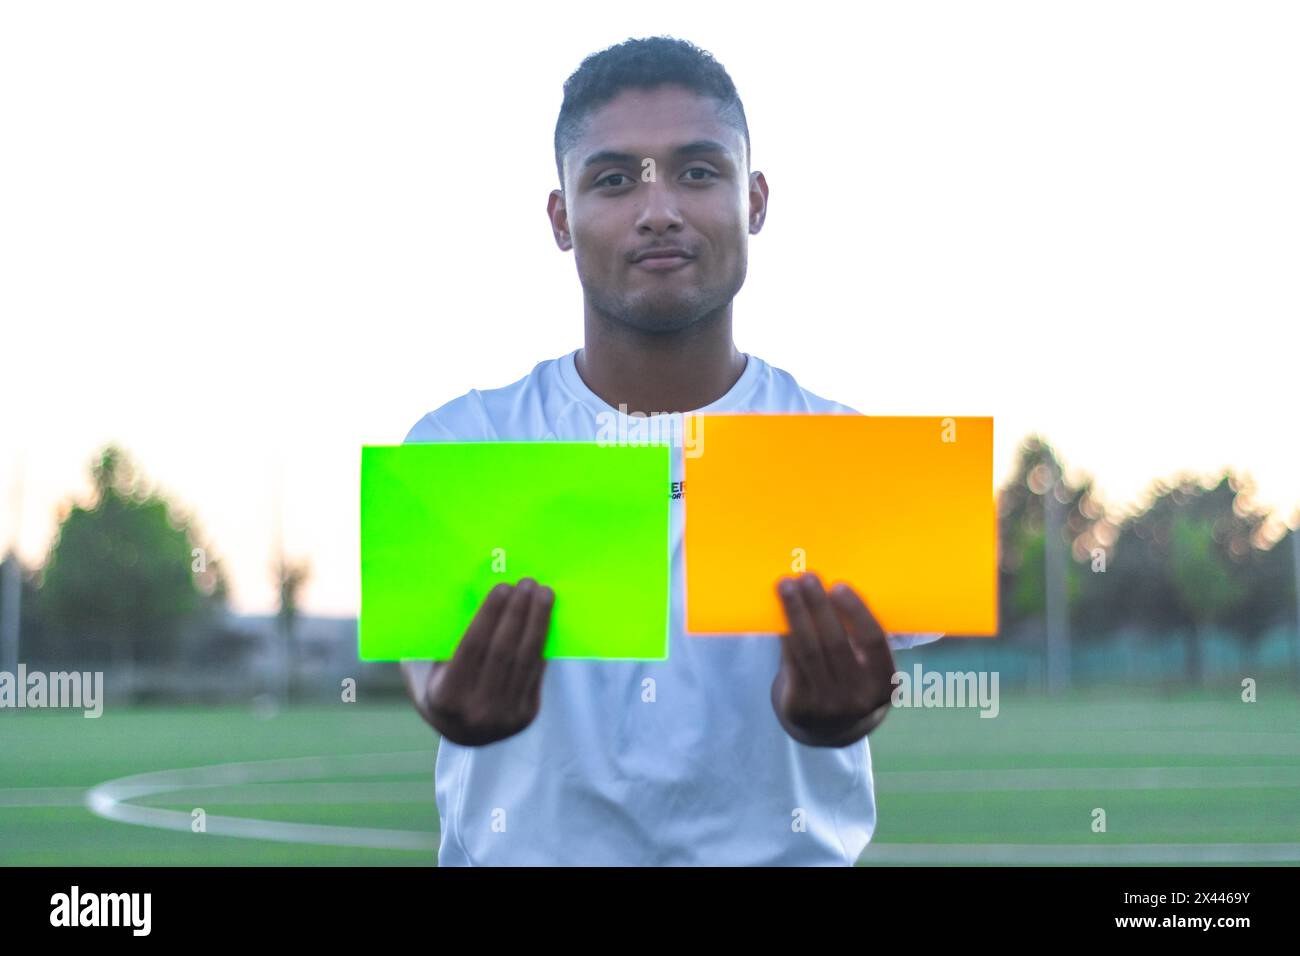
[{"x1": 2, "y1": 1, "x2": 1297, "y2": 617}]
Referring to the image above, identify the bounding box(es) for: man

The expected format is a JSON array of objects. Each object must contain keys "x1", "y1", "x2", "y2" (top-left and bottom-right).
[{"x1": 400, "y1": 36, "x2": 941, "y2": 866}]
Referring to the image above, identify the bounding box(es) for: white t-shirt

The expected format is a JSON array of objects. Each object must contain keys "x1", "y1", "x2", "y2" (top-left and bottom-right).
[{"x1": 401, "y1": 347, "x2": 942, "y2": 865}]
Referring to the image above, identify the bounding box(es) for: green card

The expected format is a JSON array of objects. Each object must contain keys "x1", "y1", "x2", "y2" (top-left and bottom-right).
[{"x1": 359, "y1": 442, "x2": 672, "y2": 661}]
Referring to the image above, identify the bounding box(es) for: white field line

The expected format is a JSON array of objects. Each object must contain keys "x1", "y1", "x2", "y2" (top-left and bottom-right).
[
  {"x1": 34, "y1": 754, "x2": 1296, "y2": 856},
  {"x1": 127, "y1": 781, "x2": 436, "y2": 806},
  {"x1": 861, "y1": 842, "x2": 1300, "y2": 864},
  {"x1": 875, "y1": 765, "x2": 1300, "y2": 791},
  {"x1": 83, "y1": 751, "x2": 438, "y2": 851},
  {"x1": 12, "y1": 764, "x2": 1289, "y2": 810}
]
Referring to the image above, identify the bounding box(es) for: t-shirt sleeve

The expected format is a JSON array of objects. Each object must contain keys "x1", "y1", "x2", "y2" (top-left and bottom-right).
[
  {"x1": 403, "y1": 391, "x2": 493, "y2": 444},
  {"x1": 404, "y1": 409, "x2": 461, "y2": 444},
  {"x1": 399, "y1": 658, "x2": 436, "y2": 704},
  {"x1": 397, "y1": 395, "x2": 487, "y2": 678},
  {"x1": 399, "y1": 409, "x2": 447, "y2": 676}
]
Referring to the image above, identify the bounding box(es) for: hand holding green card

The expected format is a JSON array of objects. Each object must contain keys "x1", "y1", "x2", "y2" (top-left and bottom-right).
[{"x1": 359, "y1": 442, "x2": 672, "y2": 661}]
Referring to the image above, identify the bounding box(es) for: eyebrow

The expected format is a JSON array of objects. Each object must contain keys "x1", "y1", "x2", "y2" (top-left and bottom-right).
[{"x1": 579, "y1": 139, "x2": 734, "y2": 173}]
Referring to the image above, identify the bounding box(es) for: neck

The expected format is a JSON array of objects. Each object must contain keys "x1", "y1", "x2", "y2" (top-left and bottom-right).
[{"x1": 576, "y1": 304, "x2": 746, "y2": 414}]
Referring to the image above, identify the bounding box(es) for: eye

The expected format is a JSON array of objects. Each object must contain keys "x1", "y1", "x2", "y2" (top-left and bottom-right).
[
  {"x1": 682, "y1": 167, "x2": 719, "y2": 182},
  {"x1": 596, "y1": 172, "x2": 633, "y2": 188}
]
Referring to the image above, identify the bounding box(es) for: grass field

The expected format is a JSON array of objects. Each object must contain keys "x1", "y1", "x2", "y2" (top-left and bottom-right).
[{"x1": 1, "y1": 690, "x2": 1297, "y2": 866}]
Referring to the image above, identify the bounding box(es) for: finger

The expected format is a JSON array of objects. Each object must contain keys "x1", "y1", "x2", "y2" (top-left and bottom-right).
[
  {"x1": 829, "y1": 582, "x2": 889, "y2": 666},
  {"x1": 830, "y1": 586, "x2": 897, "y2": 707},
  {"x1": 517, "y1": 586, "x2": 554, "y2": 708},
  {"x1": 777, "y1": 576, "x2": 831, "y2": 685},
  {"x1": 480, "y1": 578, "x2": 536, "y2": 696},
  {"x1": 507, "y1": 583, "x2": 555, "y2": 699},
  {"x1": 445, "y1": 582, "x2": 512, "y2": 692},
  {"x1": 800, "y1": 573, "x2": 861, "y2": 676}
]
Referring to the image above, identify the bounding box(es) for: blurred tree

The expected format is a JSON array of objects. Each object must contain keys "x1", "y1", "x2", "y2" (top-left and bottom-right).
[
  {"x1": 37, "y1": 445, "x2": 230, "y2": 675},
  {"x1": 1169, "y1": 512, "x2": 1245, "y2": 683},
  {"x1": 996, "y1": 436, "x2": 1114, "y2": 642},
  {"x1": 1218, "y1": 513, "x2": 1295, "y2": 675},
  {"x1": 1107, "y1": 472, "x2": 1275, "y2": 684}
]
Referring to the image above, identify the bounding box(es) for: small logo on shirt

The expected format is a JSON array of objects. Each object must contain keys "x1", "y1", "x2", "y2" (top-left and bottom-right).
[{"x1": 670, "y1": 480, "x2": 685, "y2": 500}]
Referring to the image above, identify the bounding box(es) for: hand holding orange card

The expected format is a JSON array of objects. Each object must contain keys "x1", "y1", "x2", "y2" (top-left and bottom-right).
[{"x1": 683, "y1": 414, "x2": 996, "y2": 636}]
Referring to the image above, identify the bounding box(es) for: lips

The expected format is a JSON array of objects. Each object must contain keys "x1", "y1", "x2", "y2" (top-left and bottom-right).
[
  {"x1": 633, "y1": 254, "x2": 693, "y2": 272},
  {"x1": 632, "y1": 247, "x2": 694, "y2": 262}
]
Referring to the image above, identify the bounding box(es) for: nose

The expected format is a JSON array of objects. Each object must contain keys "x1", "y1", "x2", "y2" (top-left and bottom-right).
[{"x1": 634, "y1": 176, "x2": 684, "y2": 235}]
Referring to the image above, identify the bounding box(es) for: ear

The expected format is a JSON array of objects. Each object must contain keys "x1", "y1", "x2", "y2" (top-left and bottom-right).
[
  {"x1": 748, "y1": 170, "x2": 769, "y2": 234},
  {"x1": 547, "y1": 189, "x2": 572, "y2": 251}
]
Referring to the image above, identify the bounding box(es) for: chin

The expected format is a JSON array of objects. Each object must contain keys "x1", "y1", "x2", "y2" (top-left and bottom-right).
[
  {"x1": 624, "y1": 309, "x2": 706, "y2": 335},
  {"x1": 588, "y1": 282, "x2": 727, "y2": 334},
  {"x1": 625, "y1": 290, "x2": 716, "y2": 329}
]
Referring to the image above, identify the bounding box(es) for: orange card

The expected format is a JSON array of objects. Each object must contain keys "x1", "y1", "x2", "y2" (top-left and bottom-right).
[{"x1": 683, "y1": 414, "x2": 996, "y2": 636}]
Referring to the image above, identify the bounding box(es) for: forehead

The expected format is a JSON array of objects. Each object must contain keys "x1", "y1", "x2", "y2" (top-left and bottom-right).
[{"x1": 570, "y1": 84, "x2": 744, "y2": 167}]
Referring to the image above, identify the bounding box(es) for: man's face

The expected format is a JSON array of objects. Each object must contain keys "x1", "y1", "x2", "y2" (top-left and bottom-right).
[{"x1": 549, "y1": 84, "x2": 766, "y2": 334}]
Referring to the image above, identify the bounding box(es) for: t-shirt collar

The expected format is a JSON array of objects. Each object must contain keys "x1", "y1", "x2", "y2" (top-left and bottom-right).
[{"x1": 558, "y1": 347, "x2": 761, "y2": 419}]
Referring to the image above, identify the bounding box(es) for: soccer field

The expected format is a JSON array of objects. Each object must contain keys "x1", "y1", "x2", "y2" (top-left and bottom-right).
[{"x1": 1, "y1": 691, "x2": 1296, "y2": 866}]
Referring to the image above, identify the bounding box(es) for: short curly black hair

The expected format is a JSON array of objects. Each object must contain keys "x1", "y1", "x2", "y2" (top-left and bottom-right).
[{"x1": 553, "y1": 36, "x2": 751, "y2": 188}]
